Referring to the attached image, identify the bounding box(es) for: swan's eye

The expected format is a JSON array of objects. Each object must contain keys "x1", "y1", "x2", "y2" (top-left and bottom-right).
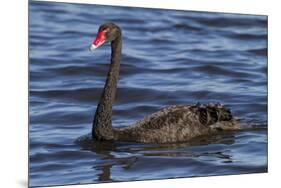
[{"x1": 100, "y1": 27, "x2": 109, "y2": 33}]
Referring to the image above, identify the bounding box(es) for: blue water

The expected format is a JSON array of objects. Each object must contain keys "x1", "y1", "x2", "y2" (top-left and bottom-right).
[{"x1": 29, "y1": 1, "x2": 268, "y2": 187}]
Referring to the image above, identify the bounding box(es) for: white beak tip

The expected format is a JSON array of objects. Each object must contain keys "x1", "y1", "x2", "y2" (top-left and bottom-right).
[{"x1": 89, "y1": 44, "x2": 98, "y2": 52}]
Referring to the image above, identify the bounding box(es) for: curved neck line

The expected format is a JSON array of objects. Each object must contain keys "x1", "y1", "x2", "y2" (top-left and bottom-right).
[{"x1": 92, "y1": 35, "x2": 122, "y2": 140}]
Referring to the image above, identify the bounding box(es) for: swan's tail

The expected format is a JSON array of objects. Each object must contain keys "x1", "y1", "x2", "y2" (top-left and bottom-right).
[{"x1": 196, "y1": 102, "x2": 233, "y2": 126}]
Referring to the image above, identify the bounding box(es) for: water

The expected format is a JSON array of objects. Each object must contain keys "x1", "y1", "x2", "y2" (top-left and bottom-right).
[{"x1": 29, "y1": 1, "x2": 268, "y2": 187}]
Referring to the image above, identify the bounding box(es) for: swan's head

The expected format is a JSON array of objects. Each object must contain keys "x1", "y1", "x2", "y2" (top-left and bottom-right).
[{"x1": 90, "y1": 22, "x2": 121, "y2": 51}]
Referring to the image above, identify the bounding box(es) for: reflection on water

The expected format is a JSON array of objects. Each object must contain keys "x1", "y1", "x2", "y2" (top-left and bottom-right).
[
  {"x1": 74, "y1": 129, "x2": 267, "y2": 182},
  {"x1": 29, "y1": 1, "x2": 267, "y2": 187}
]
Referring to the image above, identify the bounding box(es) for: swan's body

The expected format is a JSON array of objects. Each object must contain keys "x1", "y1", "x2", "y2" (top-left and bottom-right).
[{"x1": 89, "y1": 22, "x2": 243, "y2": 144}]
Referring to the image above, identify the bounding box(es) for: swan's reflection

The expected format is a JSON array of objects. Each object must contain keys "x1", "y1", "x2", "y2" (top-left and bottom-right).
[{"x1": 76, "y1": 131, "x2": 238, "y2": 182}]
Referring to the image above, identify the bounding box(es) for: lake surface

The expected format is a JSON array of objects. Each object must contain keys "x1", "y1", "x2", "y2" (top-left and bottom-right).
[{"x1": 29, "y1": 1, "x2": 268, "y2": 187}]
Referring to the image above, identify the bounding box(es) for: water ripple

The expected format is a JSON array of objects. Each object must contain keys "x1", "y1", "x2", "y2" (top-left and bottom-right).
[{"x1": 29, "y1": 1, "x2": 267, "y2": 187}]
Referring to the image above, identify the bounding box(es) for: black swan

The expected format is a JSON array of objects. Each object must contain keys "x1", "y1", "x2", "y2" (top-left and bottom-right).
[{"x1": 89, "y1": 22, "x2": 244, "y2": 144}]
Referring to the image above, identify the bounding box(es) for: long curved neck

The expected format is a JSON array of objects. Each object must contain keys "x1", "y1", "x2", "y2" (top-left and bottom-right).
[{"x1": 92, "y1": 36, "x2": 122, "y2": 140}]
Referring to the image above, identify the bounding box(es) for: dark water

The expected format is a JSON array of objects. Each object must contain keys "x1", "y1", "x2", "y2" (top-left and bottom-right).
[{"x1": 29, "y1": 1, "x2": 268, "y2": 187}]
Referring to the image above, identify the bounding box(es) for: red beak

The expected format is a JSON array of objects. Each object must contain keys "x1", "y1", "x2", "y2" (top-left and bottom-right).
[{"x1": 90, "y1": 30, "x2": 107, "y2": 51}]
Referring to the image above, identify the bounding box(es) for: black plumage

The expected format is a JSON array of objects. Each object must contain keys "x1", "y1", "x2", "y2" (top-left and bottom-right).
[{"x1": 90, "y1": 23, "x2": 243, "y2": 144}]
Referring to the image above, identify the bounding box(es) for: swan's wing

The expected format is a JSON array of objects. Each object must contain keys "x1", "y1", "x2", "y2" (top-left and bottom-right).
[
  {"x1": 130, "y1": 103, "x2": 233, "y2": 130},
  {"x1": 117, "y1": 104, "x2": 235, "y2": 143},
  {"x1": 130, "y1": 105, "x2": 194, "y2": 130}
]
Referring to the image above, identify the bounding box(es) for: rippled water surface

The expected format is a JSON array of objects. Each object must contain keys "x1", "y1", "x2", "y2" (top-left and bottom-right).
[{"x1": 29, "y1": 1, "x2": 268, "y2": 187}]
